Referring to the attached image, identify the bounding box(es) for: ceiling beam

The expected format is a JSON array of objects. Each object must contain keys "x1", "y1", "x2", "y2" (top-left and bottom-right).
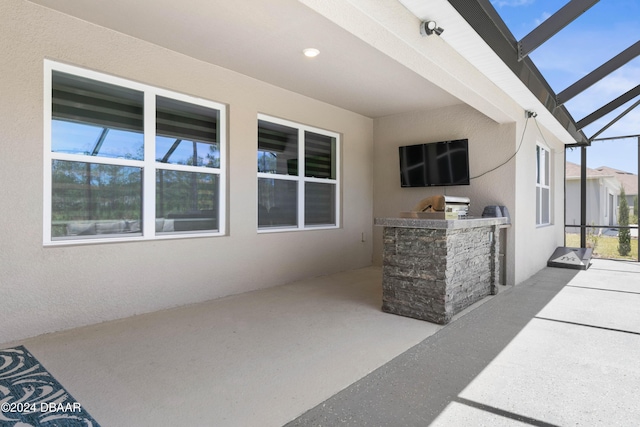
[
  {"x1": 557, "y1": 40, "x2": 640, "y2": 106},
  {"x1": 577, "y1": 84, "x2": 640, "y2": 130},
  {"x1": 518, "y1": 0, "x2": 599, "y2": 61},
  {"x1": 588, "y1": 99, "x2": 640, "y2": 141}
]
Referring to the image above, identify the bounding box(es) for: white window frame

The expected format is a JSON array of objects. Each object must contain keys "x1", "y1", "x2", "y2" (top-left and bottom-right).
[
  {"x1": 536, "y1": 142, "x2": 551, "y2": 226},
  {"x1": 257, "y1": 114, "x2": 340, "y2": 232},
  {"x1": 43, "y1": 60, "x2": 226, "y2": 245}
]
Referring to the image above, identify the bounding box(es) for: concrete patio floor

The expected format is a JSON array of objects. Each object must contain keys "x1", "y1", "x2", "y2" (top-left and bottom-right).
[{"x1": 3, "y1": 259, "x2": 639, "y2": 426}]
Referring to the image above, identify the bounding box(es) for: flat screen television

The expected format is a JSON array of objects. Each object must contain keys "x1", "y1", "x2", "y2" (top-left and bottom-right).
[{"x1": 399, "y1": 139, "x2": 470, "y2": 187}]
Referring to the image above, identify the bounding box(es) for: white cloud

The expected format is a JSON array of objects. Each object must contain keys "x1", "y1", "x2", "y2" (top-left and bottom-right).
[
  {"x1": 564, "y1": 62, "x2": 640, "y2": 113},
  {"x1": 528, "y1": 21, "x2": 639, "y2": 91},
  {"x1": 566, "y1": 63, "x2": 640, "y2": 140},
  {"x1": 534, "y1": 12, "x2": 551, "y2": 26}
]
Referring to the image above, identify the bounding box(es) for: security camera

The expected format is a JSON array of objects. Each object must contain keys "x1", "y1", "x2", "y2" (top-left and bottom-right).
[{"x1": 420, "y1": 20, "x2": 444, "y2": 36}]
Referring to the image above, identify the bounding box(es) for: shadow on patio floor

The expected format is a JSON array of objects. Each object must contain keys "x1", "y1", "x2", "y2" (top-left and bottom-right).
[{"x1": 289, "y1": 260, "x2": 640, "y2": 426}]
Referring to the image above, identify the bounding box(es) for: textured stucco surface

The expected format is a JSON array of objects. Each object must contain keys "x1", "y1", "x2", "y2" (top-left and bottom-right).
[
  {"x1": 0, "y1": 0, "x2": 568, "y2": 343},
  {"x1": 372, "y1": 105, "x2": 518, "y2": 284},
  {"x1": 0, "y1": 0, "x2": 374, "y2": 343},
  {"x1": 371, "y1": 104, "x2": 566, "y2": 285},
  {"x1": 512, "y1": 119, "x2": 566, "y2": 282}
]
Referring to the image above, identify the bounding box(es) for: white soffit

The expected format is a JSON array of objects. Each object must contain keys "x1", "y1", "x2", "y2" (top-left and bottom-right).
[
  {"x1": 25, "y1": 0, "x2": 460, "y2": 118},
  {"x1": 301, "y1": 0, "x2": 519, "y2": 124},
  {"x1": 398, "y1": 0, "x2": 577, "y2": 145},
  {"x1": 26, "y1": 0, "x2": 577, "y2": 142}
]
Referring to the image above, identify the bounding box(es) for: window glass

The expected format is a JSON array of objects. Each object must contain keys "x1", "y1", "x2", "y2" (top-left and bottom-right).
[
  {"x1": 46, "y1": 63, "x2": 225, "y2": 244},
  {"x1": 305, "y1": 182, "x2": 336, "y2": 225},
  {"x1": 258, "y1": 178, "x2": 297, "y2": 227},
  {"x1": 536, "y1": 144, "x2": 551, "y2": 226},
  {"x1": 542, "y1": 187, "x2": 550, "y2": 224},
  {"x1": 305, "y1": 131, "x2": 336, "y2": 179},
  {"x1": 544, "y1": 149, "x2": 550, "y2": 185},
  {"x1": 156, "y1": 96, "x2": 219, "y2": 168},
  {"x1": 51, "y1": 160, "x2": 142, "y2": 238},
  {"x1": 156, "y1": 170, "x2": 218, "y2": 232},
  {"x1": 536, "y1": 146, "x2": 541, "y2": 184},
  {"x1": 258, "y1": 120, "x2": 298, "y2": 175},
  {"x1": 536, "y1": 188, "x2": 541, "y2": 225},
  {"x1": 51, "y1": 71, "x2": 144, "y2": 160},
  {"x1": 257, "y1": 116, "x2": 339, "y2": 231}
]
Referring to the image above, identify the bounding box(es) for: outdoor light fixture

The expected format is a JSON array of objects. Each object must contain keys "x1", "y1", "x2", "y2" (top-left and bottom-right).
[
  {"x1": 303, "y1": 48, "x2": 320, "y2": 58},
  {"x1": 420, "y1": 20, "x2": 444, "y2": 36}
]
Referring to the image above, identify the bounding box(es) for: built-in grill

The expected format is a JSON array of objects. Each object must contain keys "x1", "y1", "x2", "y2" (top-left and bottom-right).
[{"x1": 400, "y1": 195, "x2": 470, "y2": 220}]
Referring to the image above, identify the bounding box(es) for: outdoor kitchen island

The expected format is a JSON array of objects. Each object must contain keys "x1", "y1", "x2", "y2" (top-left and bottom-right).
[{"x1": 375, "y1": 216, "x2": 508, "y2": 324}]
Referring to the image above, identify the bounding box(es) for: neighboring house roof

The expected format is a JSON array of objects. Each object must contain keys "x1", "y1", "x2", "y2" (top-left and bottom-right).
[
  {"x1": 593, "y1": 166, "x2": 638, "y2": 197},
  {"x1": 566, "y1": 161, "x2": 610, "y2": 179},
  {"x1": 566, "y1": 162, "x2": 638, "y2": 196}
]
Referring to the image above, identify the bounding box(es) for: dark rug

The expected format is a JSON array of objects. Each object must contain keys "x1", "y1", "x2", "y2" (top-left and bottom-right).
[{"x1": 0, "y1": 346, "x2": 100, "y2": 427}]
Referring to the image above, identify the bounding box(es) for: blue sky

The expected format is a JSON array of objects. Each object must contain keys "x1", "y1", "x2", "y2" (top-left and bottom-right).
[{"x1": 491, "y1": 0, "x2": 639, "y2": 174}]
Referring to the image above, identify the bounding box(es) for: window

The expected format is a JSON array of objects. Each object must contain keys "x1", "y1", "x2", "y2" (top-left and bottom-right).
[
  {"x1": 536, "y1": 144, "x2": 551, "y2": 226},
  {"x1": 257, "y1": 115, "x2": 339, "y2": 230},
  {"x1": 44, "y1": 61, "x2": 226, "y2": 244}
]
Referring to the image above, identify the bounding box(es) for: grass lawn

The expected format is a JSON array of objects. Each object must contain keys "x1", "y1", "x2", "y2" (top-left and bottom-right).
[{"x1": 566, "y1": 233, "x2": 638, "y2": 261}]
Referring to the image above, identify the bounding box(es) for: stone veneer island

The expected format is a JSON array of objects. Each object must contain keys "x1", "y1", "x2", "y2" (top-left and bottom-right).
[{"x1": 375, "y1": 217, "x2": 508, "y2": 324}]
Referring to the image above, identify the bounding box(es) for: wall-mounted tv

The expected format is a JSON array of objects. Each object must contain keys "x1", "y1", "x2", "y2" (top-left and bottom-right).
[{"x1": 399, "y1": 139, "x2": 470, "y2": 187}]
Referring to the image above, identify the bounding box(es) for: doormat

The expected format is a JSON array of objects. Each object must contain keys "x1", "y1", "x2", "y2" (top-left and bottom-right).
[{"x1": 0, "y1": 346, "x2": 100, "y2": 427}]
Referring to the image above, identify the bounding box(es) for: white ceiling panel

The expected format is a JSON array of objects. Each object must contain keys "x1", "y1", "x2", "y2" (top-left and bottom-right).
[{"x1": 28, "y1": 0, "x2": 462, "y2": 118}]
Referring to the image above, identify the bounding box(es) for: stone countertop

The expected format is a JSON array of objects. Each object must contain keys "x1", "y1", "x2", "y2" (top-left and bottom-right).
[{"x1": 374, "y1": 217, "x2": 509, "y2": 229}]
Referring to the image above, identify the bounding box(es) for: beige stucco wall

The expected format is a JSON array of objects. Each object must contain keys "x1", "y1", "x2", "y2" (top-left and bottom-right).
[
  {"x1": 372, "y1": 105, "x2": 518, "y2": 285},
  {"x1": 372, "y1": 105, "x2": 567, "y2": 286},
  {"x1": 567, "y1": 178, "x2": 620, "y2": 229},
  {"x1": 512, "y1": 118, "x2": 566, "y2": 283},
  {"x1": 0, "y1": 0, "x2": 373, "y2": 343}
]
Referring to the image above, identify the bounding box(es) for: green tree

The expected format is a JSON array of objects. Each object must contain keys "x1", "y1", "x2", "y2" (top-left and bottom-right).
[{"x1": 618, "y1": 187, "x2": 631, "y2": 256}]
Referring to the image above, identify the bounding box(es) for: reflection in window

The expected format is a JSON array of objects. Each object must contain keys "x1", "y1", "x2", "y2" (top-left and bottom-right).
[
  {"x1": 51, "y1": 160, "x2": 142, "y2": 238},
  {"x1": 258, "y1": 178, "x2": 297, "y2": 227},
  {"x1": 47, "y1": 64, "x2": 225, "y2": 243},
  {"x1": 257, "y1": 115, "x2": 339, "y2": 231},
  {"x1": 536, "y1": 144, "x2": 551, "y2": 226},
  {"x1": 258, "y1": 120, "x2": 298, "y2": 175},
  {"x1": 305, "y1": 131, "x2": 336, "y2": 179},
  {"x1": 51, "y1": 71, "x2": 144, "y2": 160},
  {"x1": 156, "y1": 170, "x2": 219, "y2": 232},
  {"x1": 305, "y1": 182, "x2": 336, "y2": 226},
  {"x1": 156, "y1": 96, "x2": 220, "y2": 168}
]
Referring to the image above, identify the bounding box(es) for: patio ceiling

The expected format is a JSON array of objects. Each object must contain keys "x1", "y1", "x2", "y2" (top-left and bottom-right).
[
  {"x1": 28, "y1": 0, "x2": 635, "y2": 145},
  {"x1": 27, "y1": 0, "x2": 464, "y2": 119}
]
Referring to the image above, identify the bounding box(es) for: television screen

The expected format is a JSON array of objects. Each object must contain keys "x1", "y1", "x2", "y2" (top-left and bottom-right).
[{"x1": 399, "y1": 139, "x2": 470, "y2": 187}]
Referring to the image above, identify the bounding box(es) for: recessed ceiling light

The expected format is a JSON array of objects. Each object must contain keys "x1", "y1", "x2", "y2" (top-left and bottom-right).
[{"x1": 303, "y1": 48, "x2": 320, "y2": 58}]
